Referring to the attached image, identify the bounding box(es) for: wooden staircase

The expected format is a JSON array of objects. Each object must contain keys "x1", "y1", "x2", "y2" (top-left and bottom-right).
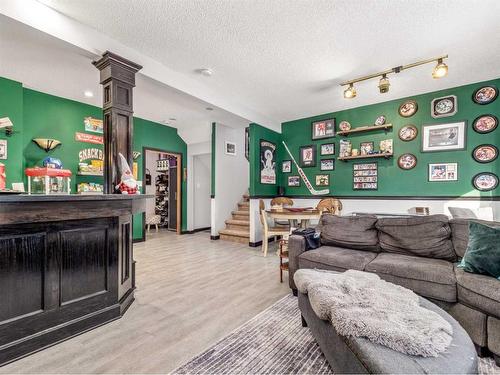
[{"x1": 219, "y1": 193, "x2": 250, "y2": 244}]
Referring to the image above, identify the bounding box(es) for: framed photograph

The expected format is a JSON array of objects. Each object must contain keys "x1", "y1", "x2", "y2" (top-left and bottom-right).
[
  {"x1": 339, "y1": 139, "x2": 352, "y2": 158},
  {"x1": 260, "y1": 140, "x2": 276, "y2": 184},
  {"x1": 225, "y1": 141, "x2": 236, "y2": 156},
  {"x1": 374, "y1": 115, "x2": 386, "y2": 126},
  {"x1": 0, "y1": 139, "x2": 6, "y2": 160},
  {"x1": 431, "y1": 95, "x2": 457, "y2": 118},
  {"x1": 353, "y1": 162, "x2": 378, "y2": 190},
  {"x1": 472, "y1": 115, "x2": 498, "y2": 134},
  {"x1": 311, "y1": 118, "x2": 335, "y2": 140},
  {"x1": 472, "y1": 86, "x2": 498, "y2": 105},
  {"x1": 299, "y1": 145, "x2": 316, "y2": 167},
  {"x1": 422, "y1": 121, "x2": 467, "y2": 152},
  {"x1": 398, "y1": 153, "x2": 417, "y2": 170},
  {"x1": 320, "y1": 143, "x2": 335, "y2": 155},
  {"x1": 472, "y1": 172, "x2": 498, "y2": 191},
  {"x1": 282, "y1": 160, "x2": 292, "y2": 173},
  {"x1": 398, "y1": 100, "x2": 418, "y2": 118},
  {"x1": 360, "y1": 141, "x2": 374, "y2": 155},
  {"x1": 379, "y1": 139, "x2": 393, "y2": 154},
  {"x1": 399, "y1": 125, "x2": 418, "y2": 141},
  {"x1": 428, "y1": 163, "x2": 458, "y2": 182},
  {"x1": 315, "y1": 174, "x2": 329, "y2": 186},
  {"x1": 320, "y1": 159, "x2": 335, "y2": 171},
  {"x1": 288, "y1": 175, "x2": 300, "y2": 187},
  {"x1": 472, "y1": 144, "x2": 498, "y2": 163}
]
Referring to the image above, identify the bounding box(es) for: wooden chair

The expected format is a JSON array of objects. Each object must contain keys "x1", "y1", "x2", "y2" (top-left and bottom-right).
[
  {"x1": 316, "y1": 198, "x2": 343, "y2": 215},
  {"x1": 259, "y1": 200, "x2": 290, "y2": 257},
  {"x1": 270, "y1": 197, "x2": 294, "y2": 226}
]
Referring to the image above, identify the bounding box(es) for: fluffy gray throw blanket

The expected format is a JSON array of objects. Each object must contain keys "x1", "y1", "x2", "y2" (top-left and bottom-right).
[{"x1": 294, "y1": 269, "x2": 453, "y2": 357}]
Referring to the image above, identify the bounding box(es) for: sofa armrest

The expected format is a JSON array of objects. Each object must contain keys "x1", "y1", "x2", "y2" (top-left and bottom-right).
[{"x1": 288, "y1": 235, "x2": 307, "y2": 291}]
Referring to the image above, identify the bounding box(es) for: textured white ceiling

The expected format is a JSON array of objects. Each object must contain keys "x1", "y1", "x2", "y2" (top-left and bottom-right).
[
  {"x1": 0, "y1": 16, "x2": 249, "y2": 144},
  {"x1": 38, "y1": 0, "x2": 500, "y2": 123}
]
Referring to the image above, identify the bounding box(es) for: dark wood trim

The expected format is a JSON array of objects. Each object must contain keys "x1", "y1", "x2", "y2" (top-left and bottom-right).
[
  {"x1": 132, "y1": 238, "x2": 144, "y2": 244},
  {"x1": 210, "y1": 194, "x2": 215, "y2": 199},
  {"x1": 182, "y1": 227, "x2": 211, "y2": 235},
  {"x1": 248, "y1": 195, "x2": 500, "y2": 201},
  {"x1": 249, "y1": 237, "x2": 278, "y2": 247},
  {"x1": 210, "y1": 235, "x2": 220, "y2": 240}
]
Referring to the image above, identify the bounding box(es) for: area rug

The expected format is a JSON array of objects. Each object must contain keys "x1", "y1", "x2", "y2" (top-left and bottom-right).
[{"x1": 172, "y1": 295, "x2": 499, "y2": 374}]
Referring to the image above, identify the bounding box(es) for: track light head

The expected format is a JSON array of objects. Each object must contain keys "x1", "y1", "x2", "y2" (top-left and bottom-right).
[
  {"x1": 432, "y1": 58, "x2": 448, "y2": 79},
  {"x1": 378, "y1": 74, "x2": 390, "y2": 94},
  {"x1": 343, "y1": 84, "x2": 357, "y2": 99}
]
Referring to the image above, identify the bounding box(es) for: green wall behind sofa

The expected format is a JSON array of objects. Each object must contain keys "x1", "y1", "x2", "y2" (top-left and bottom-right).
[{"x1": 269, "y1": 78, "x2": 500, "y2": 198}]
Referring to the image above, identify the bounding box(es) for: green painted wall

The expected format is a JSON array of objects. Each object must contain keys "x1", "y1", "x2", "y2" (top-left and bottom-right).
[
  {"x1": 250, "y1": 78, "x2": 500, "y2": 198},
  {"x1": 249, "y1": 123, "x2": 282, "y2": 196},
  {"x1": 0, "y1": 77, "x2": 24, "y2": 186}
]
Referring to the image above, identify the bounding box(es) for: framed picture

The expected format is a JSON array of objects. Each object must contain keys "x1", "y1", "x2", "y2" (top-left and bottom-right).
[
  {"x1": 379, "y1": 139, "x2": 393, "y2": 154},
  {"x1": 311, "y1": 119, "x2": 335, "y2": 140},
  {"x1": 299, "y1": 145, "x2": 316, "y2": 167},
  {"x1": 428, "y1": 163, "x2": 458, "y2": 182},
  {"x1": 315, "y1": 174, "x2": 329, "y2": 186},
  {"x1": 422, "y1": 121, "x2": 467, "y2": 152},
  {"x1": 338, "y1": 121, "x2": 351, "y2": 131},
  {"x1": 320, "y1": 143, "x2": 335, "y2": 155},
  {"x1": 339, "y1": 139, "x2": 352, "y2": 158},
  {"x1": 84, "y1": 117, "x2": 103, "y2": 133},
  {"x1": 472, "y1": 86, "x2": 498, "y2": 105},
  {"x1": 260, "y1": 140, "x2": 276, "y2": 184},
  {"x1": 288, "y1": 175, "x2": 300, "y2": 187},
  {"x1": 472, "y1": 172, "x2": 498, "y2": 191},
  {"x1": 225, "y1": 141, "x2": 236, "y2": 156},
  {"x1": 472, "y1": 115, "x2": 498, "y2": 134},
  {"x1": 0, "y1": 139, "x2": 6, "y2": 160},
  {"x1": 374, "y1": 115, "x2": 386, "y2": 126},
  {"x1": 320, "y1": 159, "x2": 335, "y2": 171},
  {"x1": 397, "y1": 153, "x2": 417, "y2": 170},
  {"x1": 399, "y1": 125, "x2": 418, "y2": 141},
  {"x1": 431, "y1": 95, "x2": 457, "y2": 118},
  {"x1": 360, "y1": 141, "x2": 374, "y2": 155},
  {"x1": 353, "y1": 162, "x2": 378, "y2": 190},
  {"x1": 398, "y1": 100, "x2": 418, "y2": 117},
  {"x1": 282, "y1": 160, "x2": 292, "y2": 173},
  {"x1": 472, "y1": 144, "x2": 498, "y2": 163}
]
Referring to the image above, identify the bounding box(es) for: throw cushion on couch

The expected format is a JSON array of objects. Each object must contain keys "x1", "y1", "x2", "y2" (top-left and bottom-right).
[
  {"x1": 450, "y1": 218, "x2": 500, "y2": 258},
  {"x1": 376, "y1": 215, "x2": 456, "y2": 261},
  {"x1": 320, "y1": 214, "x2": 379, "y2": 251}
]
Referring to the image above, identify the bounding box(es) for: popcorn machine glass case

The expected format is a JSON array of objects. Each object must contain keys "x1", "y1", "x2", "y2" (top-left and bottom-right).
[{"x1": 25, "y1": 167, "x2": 72, "y2": 194}]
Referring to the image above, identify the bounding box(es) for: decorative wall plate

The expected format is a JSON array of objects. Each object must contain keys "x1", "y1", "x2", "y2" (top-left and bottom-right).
[
  {"x1": 338, "y1": 121, "x2": 351, "y2": 131},
  {"x1": 398, "y1": 100, "x2": 418, "y2": 117},
  {"x1": 472, "y1": 172, "x2": 498, "y2": 191},
  {"x1": 374, "y1": 115, "x2": 386, "y2": 126},
  {"x1": 472, "y1": 86, "x2": 498, "y2": 105},
  {"x1": 472, "y1": 115, "x2": 498, "y2": 134},
  {"x1": 472, "y1": 144, "x2": 498, "y2": 163},
  {"x1": 398, "y1": 125, "x2": 418, "y2": 141},
  {"x1": 431, "y1": 95, "x2": 457, "y2": 118},
  {"x1": 398, "y1": 153, "x2": 417, "y2": 170}
]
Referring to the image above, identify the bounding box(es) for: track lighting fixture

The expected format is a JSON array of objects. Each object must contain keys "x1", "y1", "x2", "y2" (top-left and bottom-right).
[{"x1": 340, "y1": 55, "x2": 448, "y2": 98}]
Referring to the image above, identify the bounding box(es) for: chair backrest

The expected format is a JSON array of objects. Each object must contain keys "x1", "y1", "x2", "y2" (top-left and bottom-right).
[
  {"x1": 317, "y1": 198, "x2": 343, "y2": 215},
  {"x1": 259, "y1": 199, "x2": 266, "y2": 226},
  {"x1": 270, "y1": 197, "x2": 294, "y2": 207}
]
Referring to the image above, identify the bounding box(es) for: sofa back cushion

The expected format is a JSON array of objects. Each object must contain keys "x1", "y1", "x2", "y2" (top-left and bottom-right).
[
  {"x1": 450, "y1": 218, "x2": 500, "y2": 258},
  {"x1": 376, "y1": 215, "x2": 456, "y2": 261},
  {"x1": 320, "y1": 214, "x2": 379, "y2": 251}
]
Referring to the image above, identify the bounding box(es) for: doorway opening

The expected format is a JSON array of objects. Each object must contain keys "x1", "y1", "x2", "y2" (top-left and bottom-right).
[{"x1": 143, "y1": 147, "x2": 182, "y2": 236}]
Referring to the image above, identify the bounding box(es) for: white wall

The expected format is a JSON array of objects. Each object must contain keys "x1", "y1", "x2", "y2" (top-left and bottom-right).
[
  {"x1": 192, "y1": 153, "x2": 211, "y2": 229},
  {"x1": 145, "y1": 150, "x2": 161, "y2": 219},
  {"x1": 212, "y1": 124, "x2": 249, "y2": 236},
  {"x1": 187, "y1": 141, "x2": 211, "y2": 231}
]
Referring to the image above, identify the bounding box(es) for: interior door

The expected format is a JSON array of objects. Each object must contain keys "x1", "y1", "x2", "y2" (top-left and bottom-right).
[{"x1": 168, "y1": 166, "x2": 178, "y2": 231}]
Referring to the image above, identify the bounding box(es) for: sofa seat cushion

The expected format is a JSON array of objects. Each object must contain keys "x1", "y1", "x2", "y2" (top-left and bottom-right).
[
  {"x1": 376, "y1": 215, "x2": 457, "y2": 261},
  {"x1": 320, "y1": 214, "x2": 379, "y2": 252},
  {"x1": 298, "y1": 246, "x2": 378, "y2": 273},
  {"x1": 455, "y1": 266, "x2": 500, "y2": 319},
  {"x1": 365, "y1": 253, "x2": 457, "y2": 302}
]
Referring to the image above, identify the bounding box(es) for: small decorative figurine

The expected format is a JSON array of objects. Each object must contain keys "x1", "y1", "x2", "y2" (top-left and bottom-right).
[{"x1": 116, "y1": 153, "x2": 140, "y2": 195}]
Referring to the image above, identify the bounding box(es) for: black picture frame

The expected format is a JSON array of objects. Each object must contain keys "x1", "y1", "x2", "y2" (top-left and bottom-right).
[
  {"x1": 472, "y1": 144, "x2": 498, "y2": 164},
  {"x1": 288, "y1": 175, "x2": 301, "y2": 187},
  {"x1": 299, "y1": 145, "x2": 316, "y2": 167},
  {"x1": 352, "y1": 162, "x2": 378, "y2": 190},
  {"x1": 431, "y1": 95, "x2": 458, "y2": 118},
  {"x1": 311, "y1": 119, "x2": 336, "y2": 140},
  {"x1": 282, "y1": 160, "x2": 292, "y2": 173},
  {"x1": 472, "y1": 172, "x2": 498, "y2": 191},
  {"x1": 320, "y1": 159, "x2": 335, "y2": 171},
  {"x1": 472, "y1": 114, "x2": 498, "y2": 134},
  {"x1": 472, "y1": 85, "x2": 498, "y2": 105},
  {"x1": 315, "y1": 174, "x2": 329, "y2": 186},
  {"x1": 320, "y1": 143, "x2": 335, "y2": 155},
  {"x1": 259, "y1": 139, "x2": 276, "y2": 185}
]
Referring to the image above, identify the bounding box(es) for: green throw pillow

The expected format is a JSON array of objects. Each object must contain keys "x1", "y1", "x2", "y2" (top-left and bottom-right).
[{"x1": 458, "y1": 221, "x2": 500, "y2": 280}]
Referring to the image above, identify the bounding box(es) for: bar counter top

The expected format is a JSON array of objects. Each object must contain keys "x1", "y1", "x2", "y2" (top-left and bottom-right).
[{"x1": 0, "y1": 193, "x2": 153, "y2": 202}]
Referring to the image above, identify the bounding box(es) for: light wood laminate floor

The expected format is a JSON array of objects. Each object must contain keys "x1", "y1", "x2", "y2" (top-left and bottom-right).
[{"x1": 1, "y1": 231, "x2": 288, "y2": 374}]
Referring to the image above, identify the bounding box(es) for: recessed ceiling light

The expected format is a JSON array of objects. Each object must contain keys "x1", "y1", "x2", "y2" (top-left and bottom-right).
[
  {"x1": 205, "y1": 107, "x2": 214, "y2": 111},
  {"x1": 84, "y1": 90, "x2": 94, "y2": 98},
  {"x1": 197, "y1": 68, "x2": 213, "y2": 77}
]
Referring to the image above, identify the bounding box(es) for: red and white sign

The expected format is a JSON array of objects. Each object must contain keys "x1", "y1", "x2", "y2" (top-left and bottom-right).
[{"x1": 75, "y1": 132, "x2": 103, "y2": 145}]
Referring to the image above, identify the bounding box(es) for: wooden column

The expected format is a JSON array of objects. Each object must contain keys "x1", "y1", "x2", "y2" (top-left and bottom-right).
[{"x1": 93, "y1": 51, "x2": 142, "y2": 194}]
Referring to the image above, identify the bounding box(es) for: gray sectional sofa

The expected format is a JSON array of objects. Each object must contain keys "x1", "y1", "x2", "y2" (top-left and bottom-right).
[{"x1": 288, "y1": 214, "x2": 500, "y2": 365}]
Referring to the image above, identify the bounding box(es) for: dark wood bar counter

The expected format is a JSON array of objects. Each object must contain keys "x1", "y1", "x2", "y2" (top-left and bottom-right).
[{"x1": 0, "y1": 194, "x2": 151, "y2": 365}]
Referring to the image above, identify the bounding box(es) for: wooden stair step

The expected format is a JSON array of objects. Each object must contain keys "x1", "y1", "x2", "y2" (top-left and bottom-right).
[
  {"x1": 232, "y1": 210, "x2": 249, "y2": 216},
  {"x1": 226, "y1": 219, "x2": 249, "y2": 225},
  {"x1": 219, "y1": 229, "x2": 250, "y2": 238},
  {"x1": 239, "y1": 201, "x2": 249, "y2": 207}
]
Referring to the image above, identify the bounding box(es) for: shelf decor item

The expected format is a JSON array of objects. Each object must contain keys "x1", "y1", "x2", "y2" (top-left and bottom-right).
[
  {"x1": 32, "y1": 138, "x2": 62, "y2": 153},
  {"x1": 374, "y1": 115, "x2": 386, "y2": 126},
  {"x1": 311, "y1": 118, "x2": 335, "y2": 140},
  {"x1": 321, "y1": 143, "x2": 335, "y2": 155},
  {"x1": 431, "y1": 95, "x2": 457, "y2": 118},
  {"x1": 339, "y1": 139, "x2": 352, "y2": 158},
  {"x1": 398, "y1": 100, "x2": 418, "y2": 117},
  {"x1": 422, "y1": 121, "x2": 466, "y2": 152},
  {"x1": 338, "y1": 121, "x2": 351, "y2": 131},
  {"x1": 0, "y1": 139, "x2": 6, "y2": 160},
  {"x1": 315, "y1": 174, "x2": 329, "y2": 186},
  {"x1": 25, "y1": 167, "x2": 72, "y2": 195},
  {"x1": 320, "y1": 159, "x2": 335, "y2": 171},
  {"x1": 299, "y1": 145, "x2": 316, "y2": 167},
  {"x1": 337, "y1": 123, "x2": 392, "y2": 136},
  {"x1": 472, "y1": 172, "x2": 498, "y2": 191},
  {"x1": 472, "y1": 114, "x2": 498, "y2": 134},
  {"x1": 379, "y1": 139, "x2": 393, "y2": 154},
  {"x1": 428, "y1": 163, "x2": 458, "y2": 182},
  {"x1": 288, "y1": 175, "x2": 300, "y2": 187},
  {"x1": 360, "y1": 141, "x2": 374, "y2": 155},
  {"x1": 398, "y1": 153, "x2": 417, "y2": 170},
  {"x1": 260, "y1": 140, "x2": 276, "y2": 184},
  {"x1": 282, "y1": 160, "x2": 292, "y2": 173},
  {"x1": 399, "y1": 125, "x2": 418, "y2": 141},
  {"x1": 472, "y1": 86, "x2": 498, "y2": 105},
  {"x1": 472, "y1": 144, "x2": 498, "y2": 163},
  {"x1": 353, "y1": 162, "x2": 378, "y2": 190}
]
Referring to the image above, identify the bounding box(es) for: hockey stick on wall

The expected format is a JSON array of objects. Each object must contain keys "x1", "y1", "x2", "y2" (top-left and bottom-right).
[{"x1": 282, "y1": 141, "x2": 329, "y2": 196}]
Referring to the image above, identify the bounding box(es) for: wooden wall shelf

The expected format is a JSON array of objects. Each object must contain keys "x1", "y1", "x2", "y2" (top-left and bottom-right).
[
  {"x1": 337, "y1": 124, "x2": 392, "y2": 136},
  {"x1": 338, "y1": 153, "x2": 393, "y2": 161}
]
